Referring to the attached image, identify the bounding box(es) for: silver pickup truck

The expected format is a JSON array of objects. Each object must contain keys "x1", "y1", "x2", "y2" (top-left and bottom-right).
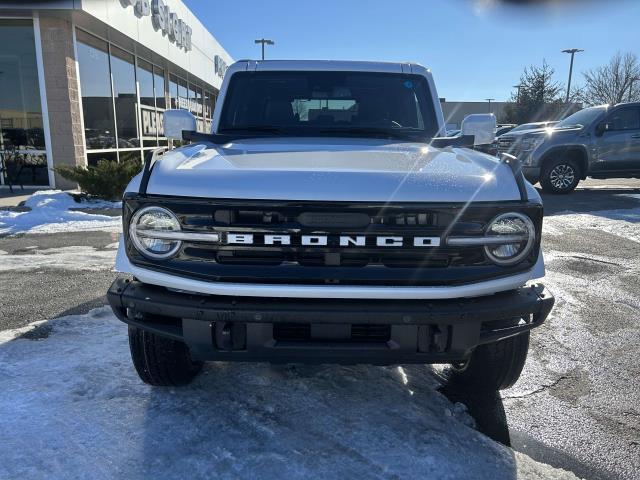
[{"x1": 497, "y1": 103, "x2": 640, "y2": 193}]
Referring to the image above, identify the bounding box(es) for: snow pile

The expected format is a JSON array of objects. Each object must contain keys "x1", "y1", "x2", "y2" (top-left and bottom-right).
[
  {"x1": 0, "y1": 308, "x2": 579, "y2": 480},
  {"x1": 0, "y1": 190, "x2": 122, "y2": 236},
  {"x1": 0, "y1": 244, "x2": 117, "y2": 272}
]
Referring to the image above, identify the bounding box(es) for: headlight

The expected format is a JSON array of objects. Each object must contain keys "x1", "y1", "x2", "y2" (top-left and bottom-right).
[
  {"x1": 484, "y1": 212, "x2": 536, "y2": 265},
  {"x1": 520, "y1": 136, "x2": 545, "y2": 151},
  {"x1": 129, "y1": 206, "x2": 182, "y2": 259}
]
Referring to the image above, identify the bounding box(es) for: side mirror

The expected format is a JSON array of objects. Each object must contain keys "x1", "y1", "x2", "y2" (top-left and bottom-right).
[
  {"x1": 595, "y1": 122, "x2": 609, "y2": 137},
  {"x1": 461, "y1": 114, "x2": 496, "y2": 146},
  {"x1": 164, "y1": 109, "x2": 197, "y2": 140}
]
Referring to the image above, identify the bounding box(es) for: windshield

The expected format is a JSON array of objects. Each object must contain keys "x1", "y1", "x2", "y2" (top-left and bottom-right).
[
  {"x1": 556, "y1": 106, "x2": 606, "y2": 129},
  {"x1": 218, "y1": 71, "x2": 439, "y2": 140}
]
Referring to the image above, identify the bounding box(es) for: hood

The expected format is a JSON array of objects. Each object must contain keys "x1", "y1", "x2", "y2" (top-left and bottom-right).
[
  {"x1": 142, "y1": 138, "x2": 524, "y2": 203},
  {"x1": 499, "y1": 127, "x2": 550, "y2": 138}
]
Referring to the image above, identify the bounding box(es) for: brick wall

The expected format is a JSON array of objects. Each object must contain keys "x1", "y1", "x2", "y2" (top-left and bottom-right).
[{"x1": 39, "y1": 16, "x2": 85, "y2": 189}]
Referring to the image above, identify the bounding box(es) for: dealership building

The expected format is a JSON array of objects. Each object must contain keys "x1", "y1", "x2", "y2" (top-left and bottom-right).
[{"x1": 0, "y1": 0, "x2": 232, "y2": 188}]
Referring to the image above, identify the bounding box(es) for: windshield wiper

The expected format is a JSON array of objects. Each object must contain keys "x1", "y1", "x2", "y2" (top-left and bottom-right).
[{"x1": 318, "y1": 127, "x2": 427, "y2": 140}]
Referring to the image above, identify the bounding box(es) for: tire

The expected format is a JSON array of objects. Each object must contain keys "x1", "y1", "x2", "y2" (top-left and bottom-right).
[
  {"x1": 128, "y1": 326, "x2": 203, "y2": 386},
  {"x1": 447, "y1": 332, "x2": 530, "y2": 391},
  {"x1": 540, "y1": 158, "x2": 581, "y2": 194}
]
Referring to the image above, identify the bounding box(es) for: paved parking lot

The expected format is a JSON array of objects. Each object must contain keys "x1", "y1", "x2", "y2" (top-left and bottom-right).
[{"x1": 1, "y1": 178, "x2": 638, "y2": 479}]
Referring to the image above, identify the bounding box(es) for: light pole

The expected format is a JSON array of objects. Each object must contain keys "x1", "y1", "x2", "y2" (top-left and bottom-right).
[
  {"x1": 254, "y1": 38, "x2": 274, "y2": 60},
  {"x1": 513, "y1": 84, "x2": 523, "y2": 103},
  {"x1": 485, "y1": 98, "x2": 495, "y2": 113},
  {"x1": 562, "y1": 48, "x2": 584, "y2": 103}
]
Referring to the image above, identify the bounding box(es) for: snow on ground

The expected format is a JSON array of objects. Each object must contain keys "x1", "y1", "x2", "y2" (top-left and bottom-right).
[
  {"x1": 543, "y1": 205, "x2": 640, "y2": 243},
  {"x1": 0, "y1": 308, "x2": 579, "y2": 480},
  {"x1": 0, "y1": 244, "x2": 117, "y2": 272},
  {"x1": 0, "y1": 190, "x2": 122, "y2": 236}
]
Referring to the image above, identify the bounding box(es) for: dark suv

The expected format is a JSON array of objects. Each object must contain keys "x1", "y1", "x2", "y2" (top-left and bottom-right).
[{"x1": 497, "y1": 103, "x2": 640, "y2": 193}]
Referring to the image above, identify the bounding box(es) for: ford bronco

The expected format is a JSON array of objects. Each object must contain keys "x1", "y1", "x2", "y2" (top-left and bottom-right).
[{"x1": 108, "y1": 60, "x2": 554, "y2": 390}]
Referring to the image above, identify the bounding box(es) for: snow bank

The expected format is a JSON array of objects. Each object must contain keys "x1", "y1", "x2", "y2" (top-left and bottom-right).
[
  {"x1": 0, "y1": 308, "x2": 579, "y2": 480},
  {"x1": 0, "y1": 190, "x2": 122, "y2": 236}
]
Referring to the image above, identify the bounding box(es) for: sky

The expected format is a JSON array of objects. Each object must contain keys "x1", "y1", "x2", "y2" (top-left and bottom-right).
[{"x1": 184, "y1": 0, "x2": 640, "y2": 102}]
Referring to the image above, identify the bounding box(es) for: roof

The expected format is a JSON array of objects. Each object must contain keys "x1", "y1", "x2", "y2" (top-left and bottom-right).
[{"x1": 229, "y1": 59, "x2": 430, "y2": 75}]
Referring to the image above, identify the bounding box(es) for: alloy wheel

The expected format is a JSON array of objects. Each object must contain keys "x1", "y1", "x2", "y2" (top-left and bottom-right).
[{"x1": 549, "y1": 164, "x2": 576, "y2": 190}]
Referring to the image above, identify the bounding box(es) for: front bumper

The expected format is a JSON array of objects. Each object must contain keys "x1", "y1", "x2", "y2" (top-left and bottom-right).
[{"x1": 108, "y1": 276, "x2": 554, "y2": 365}]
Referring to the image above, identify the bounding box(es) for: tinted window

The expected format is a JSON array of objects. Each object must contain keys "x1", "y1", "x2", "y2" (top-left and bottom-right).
[
  {"x1": 607, "y1": 107, "x2": 640, "y2": 131},
  {"x1": 219, "y1": 71, "x2": 439, "y2": 139},
  {"x1": 76, "y1": 30, "x2": 116, "y2": 149}
]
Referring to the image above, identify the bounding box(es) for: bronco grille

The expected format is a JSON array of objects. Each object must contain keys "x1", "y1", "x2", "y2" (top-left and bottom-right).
[{"x1": 123, "y1": 197, "x2": 542, "y2": 287}]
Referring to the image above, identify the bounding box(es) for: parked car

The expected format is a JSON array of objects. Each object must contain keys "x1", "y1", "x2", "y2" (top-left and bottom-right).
[
  {"x1": 497, "y1": 103, "x2": 640, "y2": 193},
  {"x1": 495, "y1": 124, "x2": 516, "y2": 136},
  {"x1": 108, "y1": 60, "x2": 554, "y2": 391}
]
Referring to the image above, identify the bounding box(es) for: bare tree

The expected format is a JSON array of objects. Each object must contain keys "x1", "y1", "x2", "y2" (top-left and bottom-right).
[{"x1": 580, "y1": 52, "x2": 640, "y2": 106}]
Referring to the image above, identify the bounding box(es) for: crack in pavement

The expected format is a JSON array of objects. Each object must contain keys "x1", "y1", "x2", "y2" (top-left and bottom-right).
[{"x1": 502, "y1": 375, "x2": 569, "y2": 400}]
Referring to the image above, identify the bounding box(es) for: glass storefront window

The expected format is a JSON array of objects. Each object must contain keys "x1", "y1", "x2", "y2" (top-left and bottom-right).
[
  {"x1": 169, "y1": 74, "x2": 178, "y2": 109},
  {"x1": 137, "y1": 59, "x2": 154, "y2": 108},
  {"x1": 75, "y1": 29, "x2": 218, "y2": 162},
  {"x1": 0, "y1": 19, "x2": 47, "y2": 185},
  {"x1": 154, "y1": 67, "x2": 166, "y2": 110},
  {"x1": 76, "y1": 30, "x2": 116, "y2": 150},
  {"x1": 118, "y1": 150, "x2": 142, "y2": 164},
  {"x1": 203, "y1": 90, "x2": 211, "y2": 120},
  {"x1": 154, "y1": 67, "x2": 166, "y2": 141},
  {"x1": 188, "y1": 82, "x2": 197, "y2": 115},
  {"x1": 138, "y1": 58, "x2": 158, "y2": 147},
  {"x1": 177, "y1": 77, "x2": 188, "y2": 110},
  {"x1": 110, "y1": 46, "x2": 139, "y2": 148},
  {"x1": 87, "y1": 151, "x2": 117, "y2": 167}
]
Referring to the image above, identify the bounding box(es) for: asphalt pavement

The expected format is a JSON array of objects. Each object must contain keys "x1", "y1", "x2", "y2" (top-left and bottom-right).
[{"x1": 1, "y1": 178, "x2": 638, "y2": 479}]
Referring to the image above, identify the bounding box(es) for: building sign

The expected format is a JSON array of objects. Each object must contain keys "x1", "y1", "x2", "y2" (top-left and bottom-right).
[
  {"x1": 121, "y1": 0, "x2": 192, "y2": 52},
  {"x1": 214, "y1": 55, "x2": 228, "y2": 79},
  {"x1": 176, "y1": 96, "x2": 203, "y2": 115},
  {"x1": 140, "y1": 106, "x2": 165, "y2": 138}
]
